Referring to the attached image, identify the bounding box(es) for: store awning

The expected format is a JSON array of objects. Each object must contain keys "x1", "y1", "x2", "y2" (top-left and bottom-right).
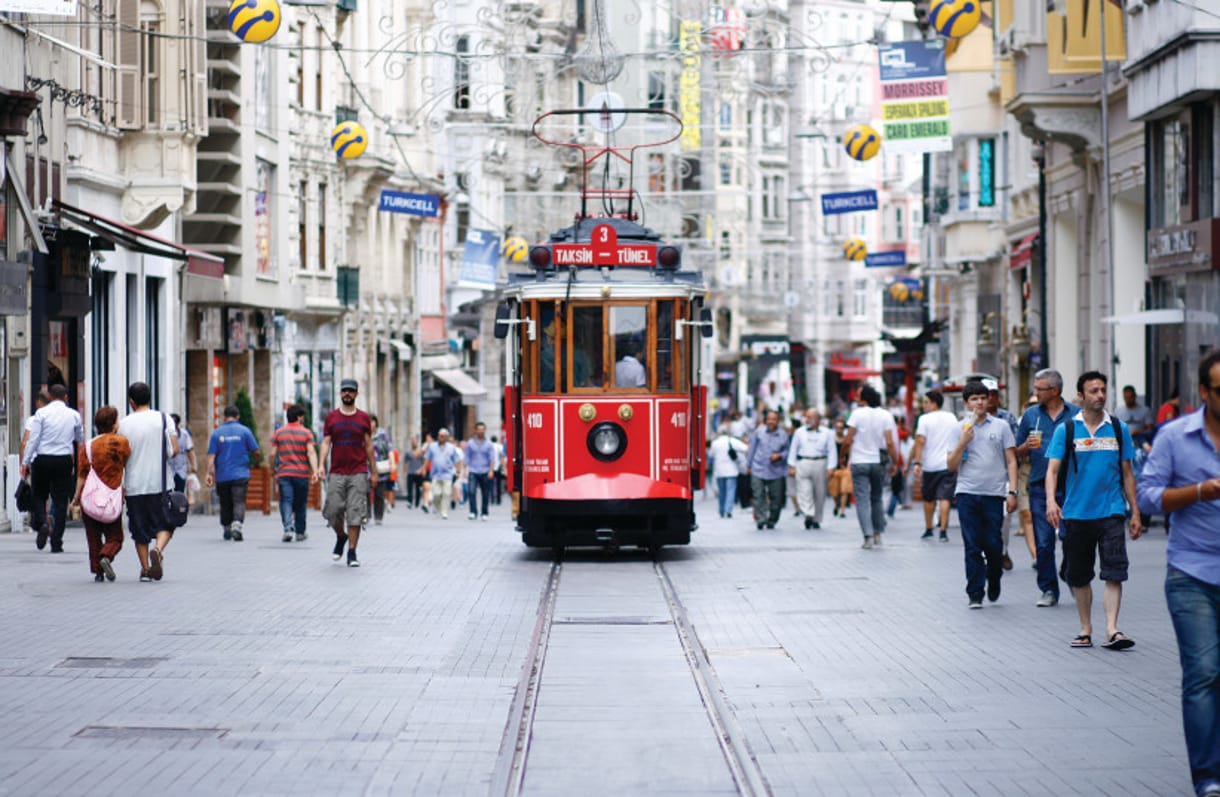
[
  {"x1": 1009, "y1": 232, "x2": 1038, "y2": 271},
  {"x1": 430, "y1": 368, "x2": 487, "y2": 399},
  {"x1": 53, "y1": 199, "x2": 224, "y2": 279},
  {"x1": 1101, "y1": 309, "x2": 1220, "y2": 326},
  {"x1": 827, "y1": 364, "x2": 882, "y2": 380},
  {"x1": 386, "y1": 339, "x2": 412, "y2": 362}
]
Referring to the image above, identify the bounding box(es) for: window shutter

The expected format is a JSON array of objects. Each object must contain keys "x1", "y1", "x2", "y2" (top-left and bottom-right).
[
  {"x1": 116, "y1": 0, "x2": 141, "y2": 129},
  {"x1": 190, "y1": 0, "x2": 208, "y2": 135}
]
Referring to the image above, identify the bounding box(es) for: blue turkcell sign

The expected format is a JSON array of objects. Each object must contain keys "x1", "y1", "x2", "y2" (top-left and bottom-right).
[
  {"x1": 878, "y1": 39, "x2": 946, "y2": 82},
  {"x1": 821, "y1": 189, "x2": 879, "y2": 216},
  {"x1": 379, "y1": 190, "x2": 441, "y2": 218},
  {"x1": 865, "y1": 250, "x2": 908, "y2": 268}
]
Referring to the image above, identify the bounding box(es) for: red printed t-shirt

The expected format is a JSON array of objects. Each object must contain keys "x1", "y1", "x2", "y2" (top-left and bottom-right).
[
  {"x1": 323, "y1": 409, "x2": 372, "y2": 475},
  {"x1": 271, "y1": 422, "x2": 315, "y2": 479}
]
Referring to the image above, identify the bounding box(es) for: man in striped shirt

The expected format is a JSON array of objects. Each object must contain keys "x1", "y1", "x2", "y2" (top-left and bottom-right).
[{"x1": 271, "y1": 404, "x2": 319, "y2": 543}]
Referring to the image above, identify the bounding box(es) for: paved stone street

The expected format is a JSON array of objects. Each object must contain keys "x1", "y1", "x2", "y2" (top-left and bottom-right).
[{"x1": 0, "y1": 490, "x2": 1189, "y2": 796}]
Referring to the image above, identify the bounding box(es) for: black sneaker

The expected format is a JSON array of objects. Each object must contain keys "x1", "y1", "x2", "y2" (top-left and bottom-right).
[
  {"x1": 223, "y1": 529, "x2": 232, "y2": 540},
  {"x1": 347, "y1": 549, "x2": 360, "y2": 568},
  {"x1": 804, "y1": 517, "x2": 814, "y2": 530},
  {"x1": 939, "y1": 531, "x2": 949, "y2": 542},
  {"x1": 94, "y1": 573, "x2": 105, "y2": 582},
  {"x1": 35, "y1": 528, "x2": 48, "y2": 550},
  {"x1": 987, "y1": 572, "x2": 1002, "y2": 603},
  {"x1": 921, "y1": 529, "x2": 934, "y2": 539},
  {"x1": 231, "y1": 530, "x2": 243, "y2": 542},
  {"x1": 139, "y1": 570, "x2": 153, "y2": 583},
  {"x1": 295, "y1": 532, "x2": 308, "y2": 542},
  {"x1": 332, "y1": 533, "x2": 348, "y2": 561}
]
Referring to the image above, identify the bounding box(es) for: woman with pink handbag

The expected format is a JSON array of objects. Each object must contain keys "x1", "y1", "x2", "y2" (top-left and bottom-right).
[{"x1": 70, "y1": 406, "x2": 130, "y2": 582}]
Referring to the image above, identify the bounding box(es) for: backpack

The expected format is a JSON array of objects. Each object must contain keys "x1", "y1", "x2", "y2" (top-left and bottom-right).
[
  {"x1": 1056, "y1": 416, "x2": 1124, "y2": 496},
  {"x1": 80, "y1": 437, "x2": 124, "y2": 523}
]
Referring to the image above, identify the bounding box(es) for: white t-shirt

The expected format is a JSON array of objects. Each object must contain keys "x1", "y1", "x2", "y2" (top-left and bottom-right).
[
  {"x1": 708, "y1": 434, "x2": 748, "y2": 479},
  {"x1": 118, "y1": 409, "x2": 175, "y2": 496},
  {"x1": 847, "y1": 406, "x2": 896, "y2": 465},
  {"x1": 915, "y1": 409, "x2": 962, "y2": 472}
]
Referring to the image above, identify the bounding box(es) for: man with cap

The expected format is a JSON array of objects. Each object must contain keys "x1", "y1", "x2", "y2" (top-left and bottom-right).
[{"x1": 314, "y1": 379, "x2": 377, "y2": 567}]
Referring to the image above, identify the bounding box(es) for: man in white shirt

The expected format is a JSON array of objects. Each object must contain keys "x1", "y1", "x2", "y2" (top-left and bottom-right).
[
  {"x1": 615, "y1": 344, "x2": 647, "y2": 388},
  {"x1": 839, "y1": 385, "x2": 899, "y2": 548},
  {"x1": 20, "y1": 384, "x2": 84, "y2": 552},
  {"x1": 908, "y1": 389, "x2": 963, "y2": 542},
  {"x1": 787, "y1": 409, "x2": 836, "y2": 529},
  {"x1": 118, "y1": 381, "x2": 179, "y2": 582}
]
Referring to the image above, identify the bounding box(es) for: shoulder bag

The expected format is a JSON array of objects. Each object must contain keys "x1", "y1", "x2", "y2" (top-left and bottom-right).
[
  {"x1": 161, "y1": 413, "x2": 190, "y2": 528},
  {"x1": 80, "y1": 437, "x2": 124, "y2": 523}
]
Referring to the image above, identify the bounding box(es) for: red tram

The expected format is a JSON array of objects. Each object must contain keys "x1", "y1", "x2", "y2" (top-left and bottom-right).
[{"x1": 495, "y1": 218, "x2": 712, "y2": 550}]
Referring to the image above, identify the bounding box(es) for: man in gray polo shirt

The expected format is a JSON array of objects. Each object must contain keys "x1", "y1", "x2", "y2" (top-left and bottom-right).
[{"x1": 948, "y1": 381, "x2": 1019, "y2": 609}]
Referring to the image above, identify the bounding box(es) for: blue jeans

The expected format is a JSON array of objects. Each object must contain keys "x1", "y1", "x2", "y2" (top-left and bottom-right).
[
  {"x1": 716, "y1": 476, "x2": 737, "y2": 516},
  {"x1": 1027, "y1": 485, "x2": 1064, "y2": 599},
  {"x1": 278, "y1": 477, "x2": 309, "y2": 535},
  {"x1": 850, "y1": 463, "x2": 886, "y2": 537},
  {"x1": 468, "y1": 472, "x2": 492, "y2": 517},
  {"x1": 1165, "y1": 566, "x2": 1220, "y2": 788},
  {"x1": 956, "y1": 493, "x2": 1004, "y2": 602}
]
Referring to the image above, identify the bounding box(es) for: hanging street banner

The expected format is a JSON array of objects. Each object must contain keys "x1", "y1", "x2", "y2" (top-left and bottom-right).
[
  {"x1": 379, "y1": 190, "x2": 441, "y2": 218},
  {"x1": 458, "y1": 228, "x2": 500, "y2": 290},
  {"x1": 679, "y1": 21, "x2": 702, "y2": 151},
  {"x1": 865, "y1": 250, "x2": 908, "y2": 268},
  {"x1": 878, "y1": 40, "x2": 952, "y2": 154},
  {"x1": 0, "y1": 0, "x2": 76, "y2": 13},
  {"x1": 821, "y1": 189, "x2": 878, "y2": 216}
]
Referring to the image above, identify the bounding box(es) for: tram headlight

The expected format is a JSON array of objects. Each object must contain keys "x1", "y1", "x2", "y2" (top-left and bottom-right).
[{"x1": 587, "y1": 422, "x2": 626, "y2": 462}]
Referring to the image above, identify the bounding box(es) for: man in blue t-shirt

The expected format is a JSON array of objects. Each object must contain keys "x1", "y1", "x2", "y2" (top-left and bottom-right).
[
  {"x1": 206, "y1": 405, "x2": 261, "y2": 541},
  {"x1": 1045, "y1": 371, "x2": 1141, "y2": 652}
]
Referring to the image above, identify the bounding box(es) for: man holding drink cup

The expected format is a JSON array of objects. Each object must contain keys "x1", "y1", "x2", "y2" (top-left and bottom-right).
[{"x1": 1016, "y1": 368, "x2": 1079, "y2": 608}]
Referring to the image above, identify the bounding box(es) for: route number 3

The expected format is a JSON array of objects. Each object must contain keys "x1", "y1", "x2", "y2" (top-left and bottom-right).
[{"x1": 670, "y1": 412, "x2": 687, "y2": 428}]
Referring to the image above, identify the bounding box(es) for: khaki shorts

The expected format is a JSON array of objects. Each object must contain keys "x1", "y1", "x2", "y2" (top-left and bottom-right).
[{"x1": 324, "y1": 472, "x2": 370, "y2": 528}]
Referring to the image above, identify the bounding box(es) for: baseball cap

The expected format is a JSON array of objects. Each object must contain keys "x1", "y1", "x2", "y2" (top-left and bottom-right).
[
  {"x1": 981, "y1": 378, "x2": 999, "y2": 392},
  {"x1": 339, "y1": 378, "x2": 359, "y2": 392}
]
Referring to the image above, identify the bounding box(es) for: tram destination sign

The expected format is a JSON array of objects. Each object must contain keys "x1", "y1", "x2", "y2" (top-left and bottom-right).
[{"x1": 553, "y1": 224, "x2": 657, "y2": 267}]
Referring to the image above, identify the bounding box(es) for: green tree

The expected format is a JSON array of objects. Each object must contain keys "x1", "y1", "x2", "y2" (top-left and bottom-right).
[{"x1": 235, "y1": 388, "x2": 261, "y2": 467}]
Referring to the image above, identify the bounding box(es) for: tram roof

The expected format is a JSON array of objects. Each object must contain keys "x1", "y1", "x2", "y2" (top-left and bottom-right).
[
  {"x1": 544, "y1": 217, "x2": 665, "y2": 244},
  {"x1": 501, "y1": 266, "x2": 705, "y2": 299}
]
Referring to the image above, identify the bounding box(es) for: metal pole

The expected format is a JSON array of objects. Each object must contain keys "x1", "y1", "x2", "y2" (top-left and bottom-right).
[{"x1": 1099, "y1": 1, "x2": 1117, "y2": 385}]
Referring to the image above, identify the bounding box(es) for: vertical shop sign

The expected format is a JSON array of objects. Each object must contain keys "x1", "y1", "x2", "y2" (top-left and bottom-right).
[{"x1": 679, "y1": 21, "x2": 702, "y2": 151}]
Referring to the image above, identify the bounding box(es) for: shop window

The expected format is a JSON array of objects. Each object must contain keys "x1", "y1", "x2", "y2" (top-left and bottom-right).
[{"x1": 1149, "y1": 103, "x2": 1214, "y2": 227}]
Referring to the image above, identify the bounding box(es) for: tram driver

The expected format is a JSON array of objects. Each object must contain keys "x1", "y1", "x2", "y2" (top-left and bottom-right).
[{"x1": 615, "y1": 342, "x2": 647, "y2": 388}]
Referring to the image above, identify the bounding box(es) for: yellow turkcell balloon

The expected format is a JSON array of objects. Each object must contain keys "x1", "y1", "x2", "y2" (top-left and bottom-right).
[
  {"x1": 331, "y1": 121, "x2": 368, "y2": 159},
  {"x1": 843, "y1": 239, "x2": 868, "y2": 261},
  {"x1": 228, "y1": 0, "x2": 281, "y2": 44},
  {"x1": 889, "y1": 281, "x2": 911, "y2": 302},
  {"x1": 930, "y1": 0, "x2": 982, "y2": 39},
  {"x1": 502, "y1": 236, "x2": 529, "y2": 263},
  {"x1": 843, "y1": 124, "x2": 881, "y2": 162}
]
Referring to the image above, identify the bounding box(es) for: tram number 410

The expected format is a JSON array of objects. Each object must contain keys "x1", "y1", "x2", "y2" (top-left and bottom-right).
[
  {"x1": 526, "y1": 413, "x2": 545, "y2": 429},
  {"x1": 670, "y1": 412, "x2": 687, "y2": 428}
]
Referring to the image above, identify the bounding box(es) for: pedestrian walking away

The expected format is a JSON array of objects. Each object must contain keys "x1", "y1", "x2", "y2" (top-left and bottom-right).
[
  {"x1": 1137, "y1": 348, "x2": 1220, "y2": 797},
  {"x1": 271, "y1": 404, "x2": 318, "y2": 542},
  {"x1": 708, "y1": 424, "x2": 748, "y2": 518},
  {"x1": 1016, "y1": 368, "x2": 1080, "y2": 608},
  {"x1": 987, "y1": 379, "x2": 1020, "y2": 571},
  {"x1": 787, "y1": 409, "x2": 836, "y2": 529},
  {"x1": 370, "y1": 415, "x2": 395, "y2": 524},
  {"x1": 947, "y1": 380, "x2": 1018, "y2": 608},
  {"x1": 315, "y1": 379, "x2": 376, "y2": 567},
  {"x1": 404, "y1": 437, "x2": 425, "y2": 509},
  {"x1": 421, "y1": 428, "x2": 462, "y2": 520},
  {"x1": 206, "y1": 405, "x2": 261, "y2": 542},
  {"x1": 909, "y1": 389, "x2": 961, "y2": 543},
  {"x1": 117, "y1": 382, "x2": 179, "y2": 582},
  {"x1": 745, "y1": 410, "x2": 790, "y2": 529},
  {"x1": 839, "y1": 385, "x2": 898, "y2": 548},
  {"x1": 464, "y1": 422, "x2": 497, "y2": 521},
  {"x1": 1045, "y1": 371, "x2": 1141, "y2": 651},
  {"x1": 69, "y1": 406, "x2": 131, "y2": 582},
  {"x1": 169, "y1": 413, "x2": 197, "y2": 494},
  {"x1": 20, "y1": 384, "x2": 84, "y2": 553}
]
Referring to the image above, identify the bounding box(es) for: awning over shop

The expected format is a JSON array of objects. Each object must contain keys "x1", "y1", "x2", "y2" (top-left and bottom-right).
[
  {"x1": 53, "y1": 199, "x2": 224, "y2": 278},
  {"x1": 827, "y1": 364, "x2": 882, "y2": 380},
  {"x1": 1101, "y1": 308, "x2": 1219, "y2": 326},
  {"x1": 385, "y1": 339, "x2": 412, "y2": 362},
  {"x1": 1009, "y1": 233, "x2": 1038, "y2": 271},
  {"x1": 429, "y1": 367, "x2": 487, "y2": 399}
]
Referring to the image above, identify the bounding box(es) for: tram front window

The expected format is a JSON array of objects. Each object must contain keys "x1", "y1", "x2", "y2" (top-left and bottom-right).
[
  {"x1": 571, "y1": 306, "x2": 603, "y2": 388},
  {"x1": 612, "y1": 305, "x2": 648, "y2": 388},
  {"x1": 539, "y1": 303, "x2": 557, "y2": 392},
  {"x1": 656, "y1": 300, "x2": 675, "y2": 392}
]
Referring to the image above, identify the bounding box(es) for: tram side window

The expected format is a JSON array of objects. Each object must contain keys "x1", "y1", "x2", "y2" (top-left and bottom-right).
[
  {"x1": 539, "y1": 302, "x2": 557, "y2": 392},
  {"x1": 656, "y1": 300, "x2": 675, "y2": 392},
  {"x1": 611, "y1": 305, "x2": 648, "y2": 388},
  {"x1": 570, "y1": 305, "x2": 604, "y2": 388}
]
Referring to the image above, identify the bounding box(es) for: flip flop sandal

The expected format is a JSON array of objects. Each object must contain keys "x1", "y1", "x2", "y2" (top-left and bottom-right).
[
  {"x1": 1070, "y1": 634, "x2": 1092, "y2": 648},
  {"x1": 1102, "y1": 632, "x2": 1134, "y2": 650}
]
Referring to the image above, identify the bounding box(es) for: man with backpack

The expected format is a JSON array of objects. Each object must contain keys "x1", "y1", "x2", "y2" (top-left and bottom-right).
[{"x1": 1045, "y1": 371, "x2": 1141, "y2": 650}]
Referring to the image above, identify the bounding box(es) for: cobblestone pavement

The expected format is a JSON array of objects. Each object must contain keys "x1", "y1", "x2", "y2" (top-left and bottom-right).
[{"x1": 0, "y1": 490, "x2": 1189, "y2": 796}]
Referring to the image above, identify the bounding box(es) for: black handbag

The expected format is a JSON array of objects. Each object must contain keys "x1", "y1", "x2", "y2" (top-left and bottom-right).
[
  {"x1": 161, "y1": 413, "x2": 190, "y2": 529},
  {"x1": 14, "y1": 478, "x2": 32, "y2": 512}
]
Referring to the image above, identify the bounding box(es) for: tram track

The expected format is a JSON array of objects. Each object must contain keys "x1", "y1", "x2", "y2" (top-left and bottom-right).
[{"x1": 490, "y1": 554, "x2": 771, "y2": 797}]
